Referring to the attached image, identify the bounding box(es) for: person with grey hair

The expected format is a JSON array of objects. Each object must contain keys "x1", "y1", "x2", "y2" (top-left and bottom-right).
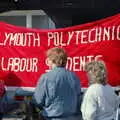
[
  {"x1": 81, "y1": 60, "x2": 119, "y2": 120},
  {"x1": 33, "y1": 47, "x2": 82, "y2": 120}
]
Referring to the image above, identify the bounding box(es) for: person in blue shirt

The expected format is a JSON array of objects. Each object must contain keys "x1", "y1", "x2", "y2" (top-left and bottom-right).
[{"x1": 33, "y1": 47, "x2": 82, "y2": 120}]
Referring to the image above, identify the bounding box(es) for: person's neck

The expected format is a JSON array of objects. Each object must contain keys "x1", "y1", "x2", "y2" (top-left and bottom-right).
[{"x1": 51, "y1": 64, "x2": 57, "y2": 69}]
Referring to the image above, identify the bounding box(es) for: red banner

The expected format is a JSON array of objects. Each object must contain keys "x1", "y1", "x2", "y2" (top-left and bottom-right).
[{"x1": 0, "y1": 13, "x2": 120, "y2": 88}]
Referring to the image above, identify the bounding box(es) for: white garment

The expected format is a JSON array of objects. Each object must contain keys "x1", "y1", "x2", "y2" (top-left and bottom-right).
[{"x1": 81, "y1": 83, "x2": 119, "y2": 120}]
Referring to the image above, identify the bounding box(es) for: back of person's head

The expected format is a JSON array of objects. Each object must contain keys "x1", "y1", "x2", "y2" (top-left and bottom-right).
[
  {"x1": 85, "y1": 60, "x2": 107, "y2": 85},
  {"x1": 46, "y1": 47, "x2": 67, "y2": 67}
]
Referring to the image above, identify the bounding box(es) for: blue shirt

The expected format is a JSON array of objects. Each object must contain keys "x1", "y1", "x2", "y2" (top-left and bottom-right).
[{"x1": 33, "y1": 67, "x2": 82, "y2": 120}]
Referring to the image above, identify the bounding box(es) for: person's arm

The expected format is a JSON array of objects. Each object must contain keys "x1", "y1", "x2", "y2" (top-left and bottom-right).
[
  {"x1": 33, "y1": 75, "x2": 47, "y2": 108},
  {"x1": 81, "y1": 87, "x2": 97, "y2": 120}
]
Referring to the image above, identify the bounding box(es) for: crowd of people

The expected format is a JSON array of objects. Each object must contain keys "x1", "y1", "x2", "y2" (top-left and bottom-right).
[{"x1": 0, "y1": 47, "x2": 120, "y2": 120}]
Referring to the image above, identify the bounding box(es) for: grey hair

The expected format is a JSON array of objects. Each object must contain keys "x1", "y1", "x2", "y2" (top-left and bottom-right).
[{"x1": 85, "y1": 60, "x2": 107, "y2": 85}]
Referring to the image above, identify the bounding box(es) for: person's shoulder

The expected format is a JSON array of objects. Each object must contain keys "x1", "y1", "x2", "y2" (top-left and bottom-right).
[
  {"x1": 41, "y1": 69, "x2": 59, "y2": 80},
  {"x1": 106, "y1": 84, "x2": 113, "y2": 88},
  {"x1": 38, "y1": 73, "x2": 49, "y2": 83},
  {"x1": 105, "y1": 84, "x2": 116, "y2": 93},
  {"x1": 52, "y1": 67, "x2": 68, "y2": 75},
  {"x1": 67, "y1": 69, "x2": 79, "y2": 76},
  {"x1": 88, "y1": 84, "x2": 99, "y2": 89},
  {"x1": 86, "y1": 84, "x2": 100, "y2": 94}
]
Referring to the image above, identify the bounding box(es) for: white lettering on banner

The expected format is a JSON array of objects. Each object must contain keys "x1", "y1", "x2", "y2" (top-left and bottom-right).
[
  {"x1": 45, "y1": 55, "x2": 102, "y2": 72},
  {"x1": 68, "y1": 31, "x2": 74, "y2": 45},
  {"x1": 0, "y1": 33, "x2": 41, "y2": 47},
  {"x1": 48, "y1": 32, "x2": 66, "y2": 46},
  {"x1": 48, "y1": 31, "x2": 74, "y2": 46},
  {"x1": 88, "y1": 28, "x2": 96, "y2": 43},
  {"x1": 1, "y1": 57, "x2": 38, "y2": 72},
  {"x1": 66, "y1": 55, "x2": 102, "y2": 71},
  {"x1": 80, "y1": 29, "x2": 89, "y2": 44},
  {"x1": 47, "y1": 25, "x2": 120, "y2": 46},
  {"x1": 117, "y1": 25, "x2": 120, "y2": 40}
]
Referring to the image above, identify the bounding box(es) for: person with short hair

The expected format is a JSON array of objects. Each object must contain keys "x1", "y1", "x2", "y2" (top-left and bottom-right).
[
  {"x1": 33, "y1": 47, "x2": 82, "y2": 120},
  {"x1": 81, "y1": 60, "x2": 119, "y2": 120}
]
